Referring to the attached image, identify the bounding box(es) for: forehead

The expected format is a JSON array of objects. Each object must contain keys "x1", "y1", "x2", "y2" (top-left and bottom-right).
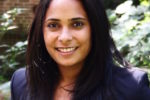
[
  {"x1": 45, "y1": 0, "x2": 87, "y2": 19},
  {"x1": 50, "y1": 0, "x2": 81, "y2": 6}
]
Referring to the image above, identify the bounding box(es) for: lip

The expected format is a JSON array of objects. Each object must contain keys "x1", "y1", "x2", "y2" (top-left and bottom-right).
[{"x1": 55, "y1": 47, "x2": 78, "y2": 56}]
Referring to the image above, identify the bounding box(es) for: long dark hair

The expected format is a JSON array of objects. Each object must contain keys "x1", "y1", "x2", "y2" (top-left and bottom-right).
[{"x1": 26, "y1": 0, "x2": 128, "y2": 99}]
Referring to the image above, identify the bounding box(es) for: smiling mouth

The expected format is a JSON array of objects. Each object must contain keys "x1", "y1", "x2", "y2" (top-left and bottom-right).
[{"x1": 55, "y1": 47, "x2": 78, "y2": 53}]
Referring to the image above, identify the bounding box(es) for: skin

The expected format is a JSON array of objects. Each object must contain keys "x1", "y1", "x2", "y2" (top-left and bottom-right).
[{"x1": 43, "y1": 0, "x2": 91, "y2": 99}]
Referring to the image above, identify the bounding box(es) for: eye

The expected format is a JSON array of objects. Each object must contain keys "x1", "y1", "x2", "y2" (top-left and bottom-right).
[
  {"x1": 47, "y1": 22, "x2": 60, "y2": 31},
  {"x1": 72, "y1": 21, "x2": 84, "y2": 29}
]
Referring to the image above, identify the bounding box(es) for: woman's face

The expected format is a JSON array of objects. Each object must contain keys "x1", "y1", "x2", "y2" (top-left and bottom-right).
[{"x1": 43, "y1": 0, "x2": 91, "y2": 68}]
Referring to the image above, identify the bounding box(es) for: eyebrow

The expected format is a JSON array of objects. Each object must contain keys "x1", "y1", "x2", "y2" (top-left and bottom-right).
[
  {"x1": 45, "y1": 17, "x2": 87, "y2": 22},
  {"x1": 45, "y1": 18, "x2": 60, "y2": 22},
  {"x1": 70, "y1": 17, "x2": 87, "y2": 21}
]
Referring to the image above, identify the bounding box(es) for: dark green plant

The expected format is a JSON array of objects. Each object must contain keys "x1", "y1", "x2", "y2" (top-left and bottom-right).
[
  {"x1": 0, "y1": 8, "x2": 26, "y2": 83},
  {"x1": 107, "y1": 0, "x2": 150, "y2": 67},
  {"x1": 102, "y1": 0, "x2": 141, "y2": 9},
  {"x1": 0, "y1": 8, "x2": 25, "y2": 39},
  {"x1": 0, "y1": 41, "x2": 27, "y2": 82},
  {"x1": 0, "y1": 76, "x2": 7, "y2": 84}
]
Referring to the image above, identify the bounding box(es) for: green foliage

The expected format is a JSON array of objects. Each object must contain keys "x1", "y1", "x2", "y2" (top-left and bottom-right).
[
  {"x1": 0, "y1": 76, "x2": 7, "y2": 84},
  {"x1": 103, "y1": 0, "x2": 143, "y2": 9},
  {"x1": 0, "y1": 41, "x2": 27, "y2": 81},
  {"x1": 140, "y1": 0, "x2": 150, "y2": 6},
  {"x1": 0, "y1": 8, "x2": 26, "y2": 83},
  {"x1": 148, "y1": 71, "x2": 150, "y2": 79},
  {"x1": 0, "y1": 8, "x2": 25, "y2": 39},
  {"x1": 107, "y1": 0, "x2": 150, "y2": 67},
  {"x1": 103, "y1": 0, "x2": 127, "y2": 9}
]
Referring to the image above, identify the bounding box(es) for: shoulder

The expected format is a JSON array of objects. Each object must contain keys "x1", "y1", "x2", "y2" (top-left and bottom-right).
[
  {"x1": 11, "y1": 68, "x2": 26, "y2": 82},
  {"x1": 112, "y1": 66, "x2": 150, "y2": 100},
  {"x1": 113, "y1": 66, "x2": 148, "y2": 82},
  {"x1": 113, "y1": 66, "x2": 149, "y2": 86},
  {"x1": 11, "y1": 68, "x2": 27, "y2": 100}
]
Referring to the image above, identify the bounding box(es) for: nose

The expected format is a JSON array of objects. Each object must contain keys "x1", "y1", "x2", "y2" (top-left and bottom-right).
[{"x1": 58, "y1": 27, "x2": 72, "y2": 44}]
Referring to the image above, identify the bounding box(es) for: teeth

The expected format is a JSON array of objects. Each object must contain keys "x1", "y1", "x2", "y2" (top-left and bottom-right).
[{"x1": 57, "y1": 47, "x2": 76, "y2": 52}]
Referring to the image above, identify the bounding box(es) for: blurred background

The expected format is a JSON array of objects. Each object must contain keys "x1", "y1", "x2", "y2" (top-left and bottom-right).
[{"x1": 0, "y1": 0, "x2": 150, "y2": 99}]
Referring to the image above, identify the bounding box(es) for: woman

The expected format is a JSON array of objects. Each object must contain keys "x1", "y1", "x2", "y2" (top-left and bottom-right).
[{"x1": 11, "y1": 0, "x2": 150, "y2": 100}]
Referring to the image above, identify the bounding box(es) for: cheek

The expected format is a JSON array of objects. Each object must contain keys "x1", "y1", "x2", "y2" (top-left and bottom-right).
[
  {"x1": 43, "y1": 28, "x2": 57, "y2": 46},
  {"x1": 44, "y1": 32, "x2": 50, "y2": 46},
  {"x1": 85, "y1": 28, "x2": 91, "y2": 53},
  {"x1": 43, "y1": 29, "x2": 55, "y2": 51},
  {"x1": 84, "y1": 36, "x2": 91, "y2": 53},
  {"x1": 43, "y1": 34, "x2": 56, "y2": 58},
  {"x1": 79, "y1": 29, "x2": 91, "y2": 52},
  {"x1": 82, "y1": 28, "x2": 91, "y2": 45}
]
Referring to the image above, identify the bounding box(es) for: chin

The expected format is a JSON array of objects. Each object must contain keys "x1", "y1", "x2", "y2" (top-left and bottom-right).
[
  {"x1": 57, "y1": 60, "x2": 82, "y2": 68},
  {"x1": 57, "y1": 63, "x2": 76, "y2": 67}
]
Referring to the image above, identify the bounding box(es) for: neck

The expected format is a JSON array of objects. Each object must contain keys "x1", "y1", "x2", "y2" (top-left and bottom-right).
[{"x1": 58, "y1": 64, "x2": 83, "y2": 86}]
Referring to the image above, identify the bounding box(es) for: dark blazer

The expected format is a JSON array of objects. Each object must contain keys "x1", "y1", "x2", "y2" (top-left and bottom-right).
[{"x1": 10, "y1": 67, "x2": 150, "y2": 100}]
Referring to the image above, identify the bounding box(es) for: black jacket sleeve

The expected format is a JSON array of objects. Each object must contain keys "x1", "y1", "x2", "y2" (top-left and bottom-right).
[
  {"x1": 139, "y1": 72, "x2": 150, "y2": 100},
  {"x1": 10, "y1": 68, "x2": 26, "y2": 100}
]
